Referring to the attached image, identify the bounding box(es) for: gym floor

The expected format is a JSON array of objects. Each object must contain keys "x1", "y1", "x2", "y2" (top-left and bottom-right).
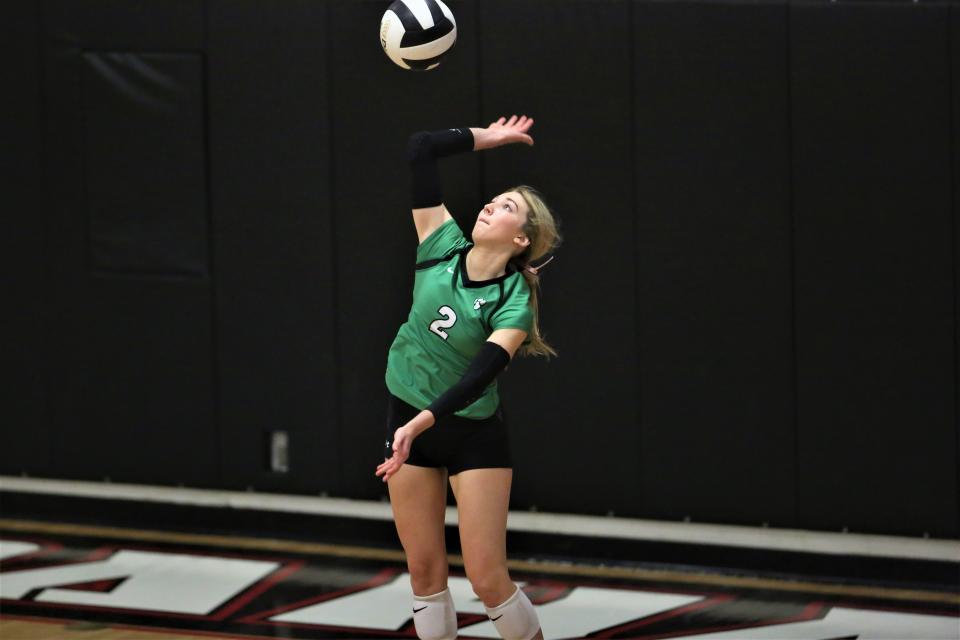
[{"x1": 0, "y1": 480, "x2": 958, "y2": 639}]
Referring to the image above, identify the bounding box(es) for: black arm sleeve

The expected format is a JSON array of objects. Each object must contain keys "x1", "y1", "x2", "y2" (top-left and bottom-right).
[
  {"x1": 407, "y1": 128, "x2": 475, "y2": 209},
  {"x1": 426, "y1": 341, "x2": 511, "y2": 419}
]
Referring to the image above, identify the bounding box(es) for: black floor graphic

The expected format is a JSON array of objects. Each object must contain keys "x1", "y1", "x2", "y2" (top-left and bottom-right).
[{"x1": 0, "y1": 528, "x2": 957, "y2": 639}]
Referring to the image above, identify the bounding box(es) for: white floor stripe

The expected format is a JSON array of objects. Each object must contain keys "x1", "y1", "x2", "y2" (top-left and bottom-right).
[{"x1": 1, "y1": 475, "x2": 958, "y2": 563}]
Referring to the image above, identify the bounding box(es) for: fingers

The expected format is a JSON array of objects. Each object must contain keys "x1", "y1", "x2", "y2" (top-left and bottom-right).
[
  {"x1": 377, "y1": 449, "x2": 400, "y2": 470},
  {"x1": 384, "y1": 458, "x2": 404, "y2": 482},
  {"x1": 376, "y1": 458, "x2": 397, "y2": 481},
  {"x1": 375, "y1": 452, "x2": 397, "y2": 474},
  {"x1": 491, "y1": 115, "x2": 534, "y2": 129},
  {"x1": 375, "y1": 451, "x2": 407, "y2": 482}
]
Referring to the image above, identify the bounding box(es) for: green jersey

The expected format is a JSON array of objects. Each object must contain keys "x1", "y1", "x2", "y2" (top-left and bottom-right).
[{"x1": 385, "y1": 218, "x2": 534, "y2": 419}]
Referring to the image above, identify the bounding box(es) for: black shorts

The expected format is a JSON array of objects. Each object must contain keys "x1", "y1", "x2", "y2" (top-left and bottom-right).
[{"x1": 384, "y1": 393, "x2": 512, "y2": 476}]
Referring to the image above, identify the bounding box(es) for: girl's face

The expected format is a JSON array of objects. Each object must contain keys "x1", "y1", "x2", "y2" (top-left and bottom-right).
[{"x1": 472, "y1": 191, "x2": 530, "y2": 254}]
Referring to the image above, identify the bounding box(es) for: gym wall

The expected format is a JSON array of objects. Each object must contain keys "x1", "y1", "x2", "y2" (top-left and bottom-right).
[{"x1": 2, "y1": 0, "x2": 957, "y2": 538}]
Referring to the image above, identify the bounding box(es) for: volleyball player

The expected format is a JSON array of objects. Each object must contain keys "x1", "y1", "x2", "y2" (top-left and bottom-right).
[{"x1": 374, "y1": 115, "x2": 560, "y2": 640}]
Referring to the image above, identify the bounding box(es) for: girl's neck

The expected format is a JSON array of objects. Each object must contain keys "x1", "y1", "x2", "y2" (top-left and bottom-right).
[{"x1": 465, "y1": 245, "x2": 511, "y2": 281}]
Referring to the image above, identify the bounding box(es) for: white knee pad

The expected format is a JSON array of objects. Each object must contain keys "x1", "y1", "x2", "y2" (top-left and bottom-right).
[
  {"x1": 485, "y1": 585, "x2": 540, "y2": 640},
  {"x1": 412, "y1": 587, "x2": 457, "y2": 640}
]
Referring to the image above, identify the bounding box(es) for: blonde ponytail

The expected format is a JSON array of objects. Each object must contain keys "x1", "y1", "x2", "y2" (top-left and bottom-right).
[{"x1": 507, "y1": 185, "x2": 562, "y2": 359}]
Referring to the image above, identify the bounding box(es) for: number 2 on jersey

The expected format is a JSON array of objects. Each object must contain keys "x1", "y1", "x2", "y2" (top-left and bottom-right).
[{"x1": 429, "y1": 306, "x2": 458, "y2": 340}]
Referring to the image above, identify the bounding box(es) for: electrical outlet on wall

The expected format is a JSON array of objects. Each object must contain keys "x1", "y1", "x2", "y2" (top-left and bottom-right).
[{"x1": 268, "y1": 430, "x2": 289, "y2": 473}]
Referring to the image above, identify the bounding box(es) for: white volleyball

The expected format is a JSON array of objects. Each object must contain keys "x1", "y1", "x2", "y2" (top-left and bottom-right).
[{"x1": 380, "y1": 0, "x2": 457, "y2": 71}]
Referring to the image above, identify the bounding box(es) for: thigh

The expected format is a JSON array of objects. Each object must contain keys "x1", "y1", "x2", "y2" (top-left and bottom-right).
[
  {"x1": 449, "y1": 468, "x2": 513, "y2": 570},
  {"x1": 388, "y1": 463, "x2": 449, "y2": 563}
]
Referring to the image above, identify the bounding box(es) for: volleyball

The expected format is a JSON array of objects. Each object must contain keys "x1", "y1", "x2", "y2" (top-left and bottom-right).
[{"x1": 380, "y1": 0, "x2": 457, "y2": 71}]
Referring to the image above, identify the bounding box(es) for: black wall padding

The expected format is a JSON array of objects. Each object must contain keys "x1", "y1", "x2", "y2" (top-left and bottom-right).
[
  {"x1": 632, "y1": 1, "x2": 796, "y2": 527},
  {"x1": 82, "y1": 52, "x2": 208, "y2": 276},
  {"x1": 41, "y1": 0, "x2": 218, "y2": 486},
  {"x1": 329, "y1": 0, "x2": 481, "y2": 499},
  {"x1": 0, "y1": 2, "x2": 48, "y2": 474},
  {"x1": 3, "y1": 0, "x2": 958, "y2": 538},
  {"x1": 792, "y1": 2, "x2": 956, "y2": 537},
  {"x1": 953, "y1": 2, "x2": 960, "y2": 534},
  {"x1": 42, "y1": 0, "x2": 204, "y2": 50},
  {"x1": 478, "y1": 0, "x2": 641, "y2": 517},
  {"x1": 207, "y1": 0, "x2": 341, "y2": 494}
]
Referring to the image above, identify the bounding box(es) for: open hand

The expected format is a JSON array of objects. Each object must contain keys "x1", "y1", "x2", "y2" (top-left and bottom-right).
[
  {"x1": 475, "y1": 114, "x2": 534, "y2": 150},
  {"x1": 375, "y1": 425, "x2": 414, "y2": 483},
  {"x1": 489, "y1": 114, "x2": 534, "y2": 145}
]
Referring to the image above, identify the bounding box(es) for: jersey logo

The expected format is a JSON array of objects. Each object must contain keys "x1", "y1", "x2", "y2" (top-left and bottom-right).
[
  {"x1": 473, "y1": 298, "x2": 487, "y2": 310},
  {"x1": 447, "y1": 267, "x2": 454, "y2": 273}
]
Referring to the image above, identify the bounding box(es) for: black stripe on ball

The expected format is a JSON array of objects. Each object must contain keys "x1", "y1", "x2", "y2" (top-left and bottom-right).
[
  {"x1": 400, "y1": 19, "x2": 453, "y2": 48},
  {"x1": 402, "y1": 53, "x2": 446, "y2": 70},
  {"x1": 422, "y1": 0, "x2": 445, "y2": 26},
  {"x1": 388, "y1": 0, "x2": 424, "y2": 32}
]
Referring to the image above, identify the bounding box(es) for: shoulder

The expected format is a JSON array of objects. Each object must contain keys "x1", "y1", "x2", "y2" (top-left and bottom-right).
[
  {"x1": 503, "y1": 270, "x2": 531, "y2": 296},
  {"x1": 419, "y1": 216, "x2": 459, "y2": 243},
  {"x1": 490, "y1": 271, "x2": 531, "y2": 316},
  {"x1": 416, "y1": 219, "x2": 469, "y2": 264}
]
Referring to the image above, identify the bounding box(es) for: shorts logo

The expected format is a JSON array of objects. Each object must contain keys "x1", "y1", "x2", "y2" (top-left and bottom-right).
[{"x1": 473, "y1": 298, "x2": 487, "y2": 310}]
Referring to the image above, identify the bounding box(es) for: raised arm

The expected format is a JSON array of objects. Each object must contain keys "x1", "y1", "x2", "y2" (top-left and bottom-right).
[{"x1": 407, "y1": 115, "x2": 535, "y2": 244}]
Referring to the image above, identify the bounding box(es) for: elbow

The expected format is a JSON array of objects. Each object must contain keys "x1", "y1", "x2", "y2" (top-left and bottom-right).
[{"x1": 406, "y1": 131, "x2": 433, "y2": 164}]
